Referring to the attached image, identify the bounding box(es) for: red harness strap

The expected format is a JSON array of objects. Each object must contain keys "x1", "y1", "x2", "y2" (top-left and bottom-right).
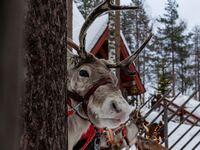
[
  {"x1": 79, "y1": 125, "x2": 96, "y2": 150},
  {"x1": 67, "y1": 110, "x2": 75, "y2": 117},
  {"x1": 67, "y1": 98, "x2": 75, "y2": 117},
  {"x1": 122, "y1": 127, "x2": 129, "y2": 146}
]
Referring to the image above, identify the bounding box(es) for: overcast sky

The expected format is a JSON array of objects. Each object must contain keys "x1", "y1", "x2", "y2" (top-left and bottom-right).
[
  {"x1": 123, "y1": 0, "x2": 200, "y2": 31},
  {"x1": 144, "y1": 0, "x2": 200, "y2": 31}
]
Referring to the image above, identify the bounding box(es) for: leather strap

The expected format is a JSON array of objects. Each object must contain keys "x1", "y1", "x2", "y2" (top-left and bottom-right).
[{"x1": 67, "y1": 78, "x2": 112, "y2": 118}]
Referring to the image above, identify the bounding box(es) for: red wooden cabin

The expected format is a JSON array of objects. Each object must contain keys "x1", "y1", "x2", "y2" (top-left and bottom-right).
[{"x1": 72, "y1": 2, "x2": 145, "y2": 96}]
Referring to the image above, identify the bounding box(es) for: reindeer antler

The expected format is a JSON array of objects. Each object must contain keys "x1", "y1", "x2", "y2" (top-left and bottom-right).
[
  {"x1": 67, "y1": 37, "x2": 80, "y2": 52},
  {"x1": 106, "y1": 33, "x2": 153, "y2": 70},
  {"x1": 79, "y1": 0, "x2": 139, "y2": 59}
]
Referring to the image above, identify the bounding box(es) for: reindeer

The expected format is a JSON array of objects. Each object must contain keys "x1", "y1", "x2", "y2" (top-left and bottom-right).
[{"x1": 67, "y1": 0, "x2": 152, "y2": 149}]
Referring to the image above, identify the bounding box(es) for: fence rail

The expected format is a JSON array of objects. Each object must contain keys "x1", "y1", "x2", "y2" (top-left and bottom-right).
[{"x1": 139, "y1": 90, "x2": 200, "y2": 150}]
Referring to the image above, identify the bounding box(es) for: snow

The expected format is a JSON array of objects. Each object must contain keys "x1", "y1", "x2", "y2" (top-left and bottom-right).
[
  {"x1": 73, "y1": 2, "x2": 107, "y2": 52},
  {"x1": 72, "y1": 1, "x2": 84, "y2": 46},
  {"x1": 168, "y1": 121, "x2": 200, "y2": 150},
  {"x1": 85, "y1": 14, "x2": 108, "y2": 51},
  {"x1": 169, "y1": 95, "x2": 200, "y2": 118},
  {"x1": 121, "y1": 31, "x2": 133, "y2": 56}
]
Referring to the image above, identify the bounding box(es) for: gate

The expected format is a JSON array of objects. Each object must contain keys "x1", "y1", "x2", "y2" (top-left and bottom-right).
[{"x1": 137, "y1": 90, "x2": 200, "y2": 150}]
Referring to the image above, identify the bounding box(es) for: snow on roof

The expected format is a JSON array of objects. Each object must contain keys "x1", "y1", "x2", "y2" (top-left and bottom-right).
[
  {"x1": 120, "y1": 31, "x2": 132, "y2": 55},
  {"x1": 73, "y1": 2, "x2": 132, "y2": 54},
  {"x1": 72, "y1": 1, "x2": 84, "y2": 46}
]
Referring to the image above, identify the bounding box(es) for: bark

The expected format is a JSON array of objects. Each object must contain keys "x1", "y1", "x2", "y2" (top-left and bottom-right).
[
  {"x1": 20, "y1": 0, "x2": 67, "y2": 149},
  {"x1": 0, "y1": 0, "x2": 24, "y2": 150},
  {"x1": 67, "y1": 0, "x2": 72, "y2": 39}
]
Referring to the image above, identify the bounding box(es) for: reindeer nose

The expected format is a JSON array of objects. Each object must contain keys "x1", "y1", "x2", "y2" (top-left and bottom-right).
[{"x1": 111, "y1": 102, "x2": 122, "y2": 113}]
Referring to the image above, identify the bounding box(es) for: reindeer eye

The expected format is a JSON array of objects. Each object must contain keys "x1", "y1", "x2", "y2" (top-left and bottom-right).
[{"x1": 79, "y1": 70, "x2": 89, "y2": 77}]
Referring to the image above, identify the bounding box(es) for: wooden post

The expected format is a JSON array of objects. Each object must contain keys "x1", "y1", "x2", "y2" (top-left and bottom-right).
[
  {"x1": 108, "y1": 0, "x2": 116, "y2": 74},
  {"x1": 163, "y1": 97, "x2": 169, "y2": 148},
  {"x1": 108, "y1": 0, "x2": 121, "y2": 85},
  {"x1": 115, "y1": 0, "x2": 121, "y2": 85}
]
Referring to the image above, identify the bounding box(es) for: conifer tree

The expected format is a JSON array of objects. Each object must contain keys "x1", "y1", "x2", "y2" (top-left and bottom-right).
[
  {"x1": 74, "y1": 0, "x2": 101, "y2": 18},
  {"x1": 121, "y1": 0, "x2": 151, "y2": 85},
  {"x1": 156, "y1": 0, "x2": 189, "y2": 96}
]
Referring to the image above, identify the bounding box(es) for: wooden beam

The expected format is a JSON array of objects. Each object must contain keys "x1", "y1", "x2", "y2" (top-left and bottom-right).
[{"x1": 115, "y1": 0, "x2": 121, "y2": 82}]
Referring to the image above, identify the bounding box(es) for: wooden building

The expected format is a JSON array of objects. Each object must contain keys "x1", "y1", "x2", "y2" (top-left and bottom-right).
[{"x1": 72, "y1": 2, "x2": 145, "y2": 96}]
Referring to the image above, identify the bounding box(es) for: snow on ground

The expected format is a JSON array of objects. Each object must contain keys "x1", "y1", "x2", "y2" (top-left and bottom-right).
[
  {"x1": 168, "y1": 121, "x2": 200, "y2": 150},
  {"x1": 170, "y1": 95, "x2": 200, "y2": 118}
]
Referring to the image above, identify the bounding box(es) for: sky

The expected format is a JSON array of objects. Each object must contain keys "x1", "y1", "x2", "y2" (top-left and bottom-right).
[
  {"x1": 144, "y1": 0, "x2": 200, "y2": 31},
  {"x1": 123, "y1": 0, "x2": 200, "y2": 31}
]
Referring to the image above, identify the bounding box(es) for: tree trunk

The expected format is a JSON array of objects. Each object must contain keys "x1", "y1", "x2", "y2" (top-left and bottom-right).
[
  {"x1": 171, "y1": 31, "x2": 176, "y2": 97},
  {"x1": 20, "y1": 0, "x2": 67, "y2": 149},
  {"x1": 172, "y1": 46, "x2": 175, "y2": 96},
  {"x1": 135, "y1": 10, "x2": 140, "y2": 74},
  {"x1": 67, "y1": 0, "x2": 73, "y2": 39}
]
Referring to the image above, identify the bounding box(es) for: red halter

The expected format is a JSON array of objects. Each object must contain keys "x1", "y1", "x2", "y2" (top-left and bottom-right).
[{"x1": 67, "y1": 78, "x2": 112, "y2": 118}]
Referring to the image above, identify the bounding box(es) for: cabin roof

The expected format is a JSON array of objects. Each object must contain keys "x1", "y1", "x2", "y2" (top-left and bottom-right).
[{"x1": 72, "y1": 2, "x2": 132, "y2": 55}]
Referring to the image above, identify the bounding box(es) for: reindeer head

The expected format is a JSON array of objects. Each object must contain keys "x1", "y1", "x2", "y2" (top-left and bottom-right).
[{"x1": 67, "y1": 0, "x2": 152, "y2": 129}]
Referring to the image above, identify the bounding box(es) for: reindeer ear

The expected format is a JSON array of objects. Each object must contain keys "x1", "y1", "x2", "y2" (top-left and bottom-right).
[{"x1": 67, "y1": 49, "x2": 80, "y2": 70}]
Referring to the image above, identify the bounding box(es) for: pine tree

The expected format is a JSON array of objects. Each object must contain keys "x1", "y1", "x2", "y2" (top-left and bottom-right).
[
  {"x1": 121, "y1": 0, "x2": 151, "y2": 85},
  {"x1": 74, "y1": 0, "x2": 101, "y2": 18},
  {"x1": 157, "y1": 64, "x2": 171, "y2": 95},
  {"x1": 175, "y1": 21, "x2": 192, "y2": 94},
  {"x1": 149, "y1": 35, "x2": 172, "y2": 95},
  {"x1": 156, "y1": 0, "x2": 189, "y2": 96}
]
